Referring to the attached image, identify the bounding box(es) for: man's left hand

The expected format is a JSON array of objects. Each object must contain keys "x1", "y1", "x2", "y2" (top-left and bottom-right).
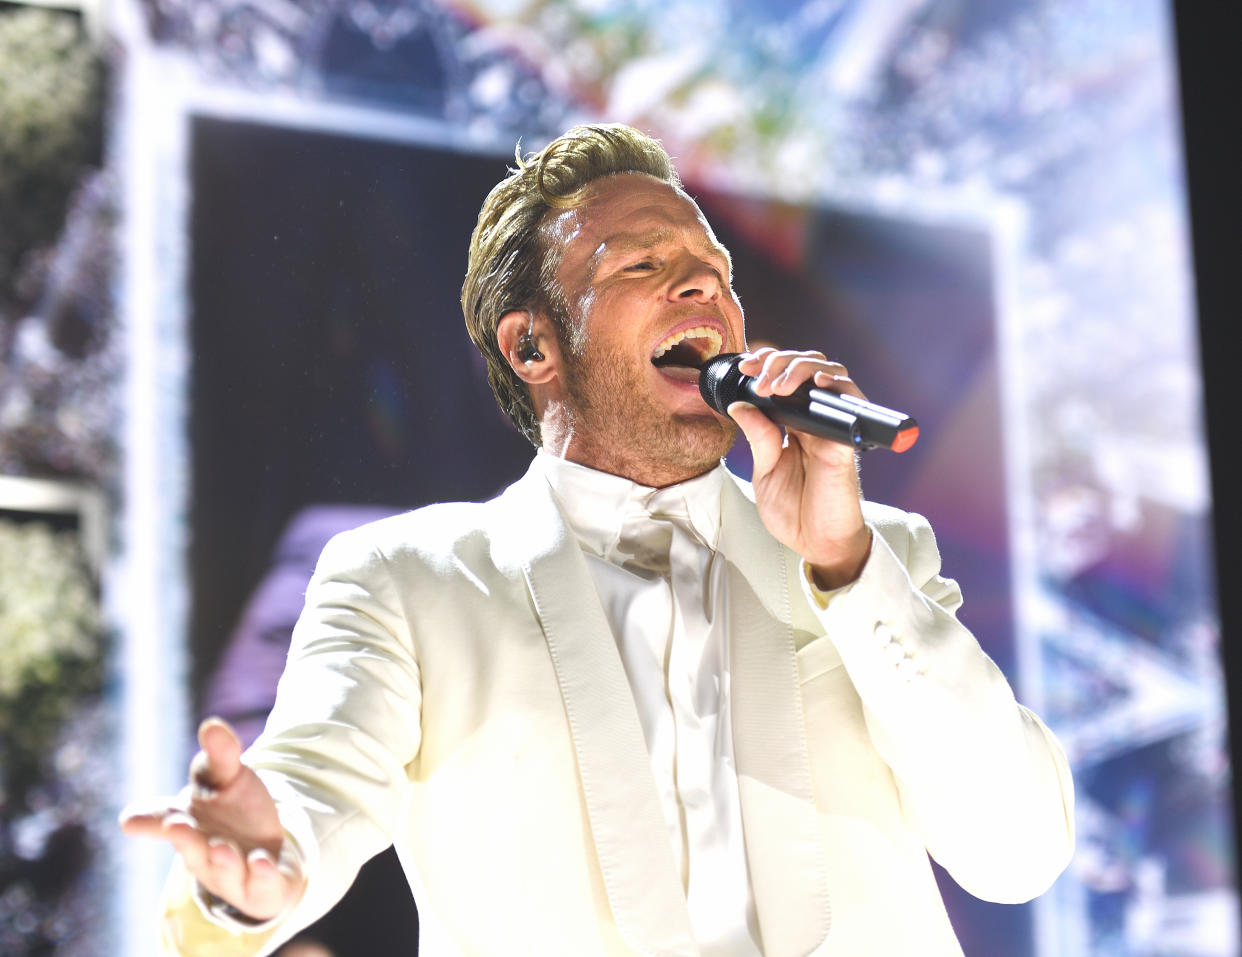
[{"x1": 727, "y1": 348, "x2": 872, "y2": 591}]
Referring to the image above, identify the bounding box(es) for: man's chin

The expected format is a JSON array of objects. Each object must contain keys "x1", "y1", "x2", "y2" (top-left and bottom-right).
[{"x1": 666, "y1": 414, "x2": 738, "y2": 469}]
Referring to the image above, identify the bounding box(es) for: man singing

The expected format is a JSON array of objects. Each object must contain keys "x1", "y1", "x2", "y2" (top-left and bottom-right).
[{"x1": 123, "y1": 123, "x2": 1074, "y2": 956}]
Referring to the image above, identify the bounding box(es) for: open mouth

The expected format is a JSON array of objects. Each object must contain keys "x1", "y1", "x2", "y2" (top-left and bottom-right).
[{"x1": 651, "y1": 325, "x2": 724, "y2": 372}]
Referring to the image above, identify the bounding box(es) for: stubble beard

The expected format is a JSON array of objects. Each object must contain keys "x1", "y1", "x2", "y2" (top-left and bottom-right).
[{"x1": 557, "y1": 335, "x2": 738, "y2": 487}]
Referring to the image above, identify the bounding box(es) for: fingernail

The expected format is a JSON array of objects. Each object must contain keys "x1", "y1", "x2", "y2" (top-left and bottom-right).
[
  {"x1": 247, "y1": 847, "x2": 276, "y2": 868},
  {"x1": 208, "y1": 836, "x2": 242, "y2": 858},
  {"x1": 727, "y1": 401, "x2": 757, "y2": 416}
]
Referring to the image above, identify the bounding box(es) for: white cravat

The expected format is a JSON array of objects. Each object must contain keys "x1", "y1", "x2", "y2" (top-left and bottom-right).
[{"x1": 537, "y1": 451, "x2": 763, "y2": 957}]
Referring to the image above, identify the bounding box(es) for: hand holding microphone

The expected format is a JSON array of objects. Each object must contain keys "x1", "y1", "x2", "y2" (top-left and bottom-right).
[
  {"x1": 699, "y1": 353, "x2": 919, "y2": 453},
  {"x1": 706, "y1": 348, "x2": 886, "y2": 590}
]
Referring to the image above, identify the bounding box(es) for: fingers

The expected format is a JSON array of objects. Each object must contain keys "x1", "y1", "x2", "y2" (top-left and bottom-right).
[
  {"x1": 246, "y1": 846, "x2": 303, "y2": 918},
  {"x1": 190, "y1": 717, "x2": 244, "y2": 796},
  {"x1": 195, "y1": 835, "x2": 247, "y2": 902},
  {"x1": 123, "y1": 806, "x2": 214, "y2": 865},
  {"x1": 122, "y1": 804, "x2": 236, "y2": 888},
  {"x1": 120, "y1": 801, "x2": 211, "y2": 847},
  {"x1": 728, "y1": 400, "x2": 786, "y2": 479},
  {"x1": 118, "y1": 799, "x2": 168, "y2": 836},
  {"x1": 121, "y1": 804, "x2": 297, "y2": 920},
  {"x1": 120, "y1": 717, "x2": 297, "y2": 920},
  {"x1": 731, "y1": 347, "x2": 866, "y2": 474},
  {"x1": 180, "y1": 834, "x2": 296, "y2": 920},
  {"x1": 737, "y1": 348, "x2": 865, "y2": 401},
  {"x1": 196, "y1": 842, "x2": 299, "y2": 920}
]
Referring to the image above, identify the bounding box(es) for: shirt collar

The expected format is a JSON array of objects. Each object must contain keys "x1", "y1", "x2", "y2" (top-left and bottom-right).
[{"x1": 535, "y1": 449, "x2": 724, "y2": 558}]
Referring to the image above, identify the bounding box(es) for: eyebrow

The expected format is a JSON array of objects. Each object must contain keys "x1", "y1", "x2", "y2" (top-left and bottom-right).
[{"x1": 587, "y1": 229, "x2": 733, "y2": 281}]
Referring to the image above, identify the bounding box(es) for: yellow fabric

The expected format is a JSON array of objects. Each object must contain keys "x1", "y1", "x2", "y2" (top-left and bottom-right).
[{"x1": 160, "y1": 859, "x2": 281, "y2": 957}]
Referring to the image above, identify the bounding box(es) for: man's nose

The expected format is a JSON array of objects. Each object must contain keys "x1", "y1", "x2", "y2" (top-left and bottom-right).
[{"x1": 668, "y1": 256, "x2": 722, "y2": 302}]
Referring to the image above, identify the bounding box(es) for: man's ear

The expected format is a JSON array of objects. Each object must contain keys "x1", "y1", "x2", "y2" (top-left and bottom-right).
[{"x1": 497, "y1": 310, "x2": 561, "y2": 386}]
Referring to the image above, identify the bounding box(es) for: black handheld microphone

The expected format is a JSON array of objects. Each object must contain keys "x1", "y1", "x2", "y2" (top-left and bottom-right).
[{"x1": 699, "y1": 353, "x2": 919, "y2": 453}]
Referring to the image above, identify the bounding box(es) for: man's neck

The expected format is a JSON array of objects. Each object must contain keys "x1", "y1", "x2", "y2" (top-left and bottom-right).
[
  {"x1": 535, "y1": 394, "x2": 733, "y2": 488},
  {"x1": 538, "y1": 441, "x2": 718, "y2": 490}
]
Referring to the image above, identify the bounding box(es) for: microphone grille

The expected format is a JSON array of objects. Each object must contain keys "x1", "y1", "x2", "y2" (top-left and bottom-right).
[{"x1": 698, "y1": 353, "x2": 744, "y2": 414}]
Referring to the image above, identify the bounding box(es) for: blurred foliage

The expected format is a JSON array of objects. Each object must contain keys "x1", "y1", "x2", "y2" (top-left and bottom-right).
[
  {"x1": 0, "y1": 8, "x2": 117, "y2": 483},
  {"x1": 0, "y1": 173, "x2": 119, "y2": 482},
  {"x1": 0, "y1": 6, "x2": 105, "y2": 321},
  {"x1": 0, "y1": 517, "x2": 104, "y2": 818}
]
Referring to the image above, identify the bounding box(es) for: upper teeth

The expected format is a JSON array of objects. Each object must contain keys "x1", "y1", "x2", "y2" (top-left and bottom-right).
[{"x1": 652, "y1": 326, "x2": 723, "y2": 360}]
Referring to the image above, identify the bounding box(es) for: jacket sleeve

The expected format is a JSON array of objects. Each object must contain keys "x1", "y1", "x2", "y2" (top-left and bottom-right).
[
  {"x1": 804, "y1": 504, "x2": 1075, "y2": 904},
  {"x1": 159, "y1": 525, "x2": 423, "y2": 955}
]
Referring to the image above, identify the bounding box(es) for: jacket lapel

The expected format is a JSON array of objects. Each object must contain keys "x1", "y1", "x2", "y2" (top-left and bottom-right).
[
  {"x1": 496, "y1": 464, "x2": 698, "y2": 957},
  {"x1": 719, "y1": 474, "x2": 832, "y2": 957}
]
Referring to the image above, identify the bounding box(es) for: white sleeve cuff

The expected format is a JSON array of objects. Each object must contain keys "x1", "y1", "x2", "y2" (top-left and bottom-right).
[{"x1": 799, "y1": 541, "x2": 871, "y2": 611}]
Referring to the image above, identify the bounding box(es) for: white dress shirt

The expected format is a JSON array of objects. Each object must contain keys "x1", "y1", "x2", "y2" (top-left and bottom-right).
[{"x1": 537, "y1": 451, "x2": 763, "y2": 957}]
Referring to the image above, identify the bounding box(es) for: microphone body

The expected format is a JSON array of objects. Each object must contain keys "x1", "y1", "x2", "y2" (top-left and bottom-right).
[{"x1": 699, "y1": 353, "x2": 919, "y2": 453}]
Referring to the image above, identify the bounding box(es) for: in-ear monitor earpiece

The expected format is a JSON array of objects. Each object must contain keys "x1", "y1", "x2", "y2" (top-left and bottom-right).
[
  {"x1": 516, "y1": 313, "x2": 545, "y2": 363},
  {"x1": 517, "y1": 336, "x2": 544, "y2": 363}
]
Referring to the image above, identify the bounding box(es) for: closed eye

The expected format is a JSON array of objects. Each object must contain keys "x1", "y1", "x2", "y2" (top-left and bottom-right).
[{"x1": 625, "y1": 260, "x2": 657, "y2": 271}]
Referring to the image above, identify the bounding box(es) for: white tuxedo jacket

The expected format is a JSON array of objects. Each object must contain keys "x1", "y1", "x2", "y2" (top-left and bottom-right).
[{"x1": 160, "y1": 462, "x2": 1074, "y2": 956}]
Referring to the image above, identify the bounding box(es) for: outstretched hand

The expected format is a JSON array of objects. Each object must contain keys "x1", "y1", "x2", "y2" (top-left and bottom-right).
[
  {"x1": 727, "y1": 347, "x2": 872, "y2": 590},
  {"x1": 120, "y1": 718, "x2": 304, "y2": 922}
]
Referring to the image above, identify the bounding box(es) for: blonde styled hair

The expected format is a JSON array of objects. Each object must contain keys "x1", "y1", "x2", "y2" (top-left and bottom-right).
[{"x1": 461, "y1": 124, "x2": 681, "y2": 445}]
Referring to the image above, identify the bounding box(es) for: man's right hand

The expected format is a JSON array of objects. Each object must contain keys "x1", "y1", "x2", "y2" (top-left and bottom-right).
[{"x1": 120, "y1": 718, "x2": 304, "y2": 922}]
